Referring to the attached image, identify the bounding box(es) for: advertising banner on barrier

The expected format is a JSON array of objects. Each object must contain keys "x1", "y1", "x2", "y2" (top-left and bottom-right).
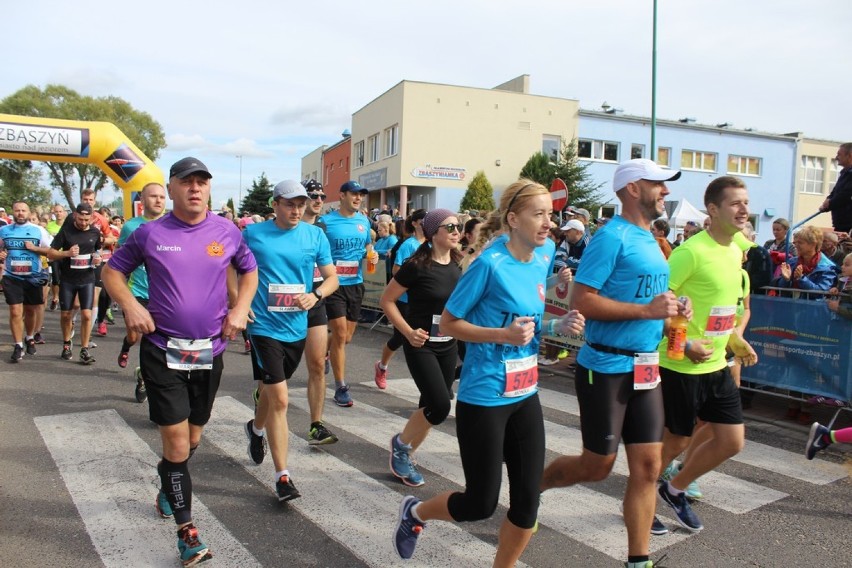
[{"x1": 743, "y1": 295, "x2": 852, "y2": 402}]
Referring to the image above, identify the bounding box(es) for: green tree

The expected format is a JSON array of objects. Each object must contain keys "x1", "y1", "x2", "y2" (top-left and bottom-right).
[
  {"x1": 0, "y1": 84, "x2": 166, "y2": 208},
  {"x1": 0, "y1": 160, "x2": 51, "y2": 209},
  {"x1": 519, "y1": 139, "x2": 607, "y2": 215},
  {"x1": 226, "y1": 197, "x2": 235, "y2": 214},
  {"x1": 460, "y1": 170, "x2": 496, "y2": 213},
  {"x1": 240, "y1": 172, "x2": 274, "y2": 216}
]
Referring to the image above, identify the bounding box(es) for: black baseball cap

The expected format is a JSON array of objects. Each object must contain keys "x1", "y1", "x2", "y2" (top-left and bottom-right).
[
  {"x1": 169, "y1": 157, "x2": 212, "y2": 180},
  {"x1": 75, "y1": 203, "x2": 93, "y2": 215}
]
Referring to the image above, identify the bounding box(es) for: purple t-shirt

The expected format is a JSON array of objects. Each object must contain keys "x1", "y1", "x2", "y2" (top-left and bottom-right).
[{"x1": 108, "y1": 211, "x2": 257, "y2": 355}]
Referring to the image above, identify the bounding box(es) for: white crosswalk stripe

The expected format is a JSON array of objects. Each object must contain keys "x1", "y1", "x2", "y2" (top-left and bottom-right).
[{"x1": 32, "y1": 378, "x2": 844, "y2": 567}]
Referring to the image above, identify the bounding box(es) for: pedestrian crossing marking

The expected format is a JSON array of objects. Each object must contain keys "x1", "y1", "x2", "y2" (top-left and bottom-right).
[
  {"x1": 34, "y1": 409, "x2": 260, "y2": 568},
  {"x1": 206, "y1": 396, "x2": 525, "y2": 568},
  {"x1": 289, "y1": 389, "x2": 693, "y2": 560}
]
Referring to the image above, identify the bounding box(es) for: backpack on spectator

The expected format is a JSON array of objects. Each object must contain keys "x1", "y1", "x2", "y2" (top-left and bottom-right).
[{"x1": 744, "y1": 245, "x2": 773, "y2": 294}]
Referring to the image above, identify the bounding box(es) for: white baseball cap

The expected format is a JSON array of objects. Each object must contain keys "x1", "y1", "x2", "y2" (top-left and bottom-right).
[
  {"x1": 272, "y1": 180, "x2": 308, "y2": 201},
  {"x1": 559, "y1": 219, "x2": 585, "y2": 232},
  {"x1": 613, "y1": 159, "x2": 681, "y2": 191}
]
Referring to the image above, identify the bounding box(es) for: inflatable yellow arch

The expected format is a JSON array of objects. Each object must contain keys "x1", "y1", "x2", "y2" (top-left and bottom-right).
[{"x1": 0, "y1": 113, "x2": 164, "y2": 219}]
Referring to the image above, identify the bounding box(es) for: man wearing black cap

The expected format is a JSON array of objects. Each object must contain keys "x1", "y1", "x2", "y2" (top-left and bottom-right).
[
  {"x1": 320, "y1": 180, "x2": 373, "y2": 407},
  {"x1": 102, "y1": 156, "x2": 258, "y2": 566},
  {"x1": 45, "y1": 202, "x2": 103, "y2": 364}
]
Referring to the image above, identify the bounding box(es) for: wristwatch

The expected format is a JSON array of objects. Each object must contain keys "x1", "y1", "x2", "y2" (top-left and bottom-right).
[{"x1": 313, "y1": 289, "x2": 323, "y2": 300}]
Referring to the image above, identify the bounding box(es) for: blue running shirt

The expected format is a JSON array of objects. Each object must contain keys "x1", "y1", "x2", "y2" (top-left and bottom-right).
[
  {"x1": 446, "y1": 239, "x2": 549, "y2": 406},
  {"x1": 575, "y1": 215, "x2": 669, "y2": 374},
  {"x1": 393, "y1": 236, "x2": 423, "y2": 303},
  {"x1": 320, "y1": 210, "x2": 371, "y2": 286},
  {"x1": 0, "y1": 222, "x2": 52, "y2": 278},
  {"x1": 244, "y1": 221, "x2": 332, "y2": 342}
]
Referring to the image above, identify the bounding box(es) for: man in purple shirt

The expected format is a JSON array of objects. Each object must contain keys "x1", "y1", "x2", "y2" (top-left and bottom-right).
[{"x1": 102, "y1": 157, "x2": 258, "y2": 567}]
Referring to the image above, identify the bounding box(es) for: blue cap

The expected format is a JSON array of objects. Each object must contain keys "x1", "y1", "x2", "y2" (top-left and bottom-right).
[{"x1": 340, "y1": 180, "x2": 368, "y2": 194}]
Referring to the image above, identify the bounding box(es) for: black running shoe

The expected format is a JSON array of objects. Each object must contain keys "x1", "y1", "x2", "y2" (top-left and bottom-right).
[
  {"x1": 33, "y1": 332, "x2": 45, "y2": 345},
  {"x1": 10, "y1": 344, "x2": 23, "y2": 363},
  {"x1": 25, "y1": 338, "x2": 36, "y2": 356},
  {"x1": 134, "y1": 368, "x2": 147, "y2": 403},
  {"x1": 275, "y1": 475, "x2": 301, "y2": 502},
  {"x1": 308, "y1": 422, "x2": 339, "y2": 445},
  {"x1": 79, "y1": 347, "x2": 95, "y2": 365},
  {"x1": 244, "y1": 419, "x2": 266, "y2": 464}
]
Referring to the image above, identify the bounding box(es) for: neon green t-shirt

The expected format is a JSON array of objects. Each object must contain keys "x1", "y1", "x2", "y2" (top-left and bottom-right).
[{"x1": 659, "y1": 230, "x2": 746, "y2": 374}]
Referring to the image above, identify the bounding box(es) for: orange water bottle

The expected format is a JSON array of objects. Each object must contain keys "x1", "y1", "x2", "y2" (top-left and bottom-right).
[
  {"x1": 366, "y1": 245, "x2": 377, "y2": 275},
  {"x1": 666, "y1": 296, "x2": 689, "y2": 360}
]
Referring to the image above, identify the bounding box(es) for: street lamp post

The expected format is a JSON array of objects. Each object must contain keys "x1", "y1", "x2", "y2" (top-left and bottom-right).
[{"x1": 236, "y1": 155, "x2": 243, "y2": 213}]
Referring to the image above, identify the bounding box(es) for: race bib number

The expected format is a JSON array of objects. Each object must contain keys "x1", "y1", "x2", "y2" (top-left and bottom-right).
[
  {"x1": 705, "y1": 306, "x2": 736, "y2": 336},
  {"x1": 166, "y1": 337, "x2": 213, "y2": 370},
  {"x1": 70, "y1": 254, "x2": 92, "y2": 269},
  {"x1": 633, "y1": 352, "x2": 660, "y2": 390},
  {"x1": 335, "y1": 260, "x2": 359, "y2": 277},
  {"x1": 10, "y1": 259, "x2": 32, "y2": 275},
  {"x1": 312, "y1": 264, "x2": 323, "y2": 283},
  {"x1": 267, "y1": 283, "x2": 305, "y2": 312},
  {"x1": 428, "y1": 314, "x2": 452, "y2": 342},
  {"x1": 99, "y1": 249, "x2": 112, "y2": 261},
  {"x1": 503, "y1": 354, "x2": 538, "y2": 398}
]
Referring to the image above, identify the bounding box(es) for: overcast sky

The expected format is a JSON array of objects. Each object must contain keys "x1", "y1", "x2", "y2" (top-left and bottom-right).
[{"x1": 3, "y1": 0, "x2": 849, "y2": 208}]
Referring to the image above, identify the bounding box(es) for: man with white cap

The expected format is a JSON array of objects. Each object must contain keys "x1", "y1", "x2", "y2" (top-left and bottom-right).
[
  {"x1": 540, "y1": 159, "x2": 686, "y2": 568},
  {"x1": 557, "y1": 218, "x2": 587, "y2": 272},
  {"x1": 242, "y1": 180, "x2": 339, "y2": 502}
]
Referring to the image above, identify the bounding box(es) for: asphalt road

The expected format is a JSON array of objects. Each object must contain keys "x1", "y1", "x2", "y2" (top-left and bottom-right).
[{"x1": 0, "y1": 309, "x2": 850, "y2": 568}]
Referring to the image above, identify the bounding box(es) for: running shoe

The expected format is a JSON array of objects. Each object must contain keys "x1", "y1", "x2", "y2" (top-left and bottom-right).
[
  {"x1": 685, "y1": 478, "x2": 703, "y2": 502},
  {"x1": 49, "y1": 299, "x2": 58, "y2": 311},
  {"x1": 25, "y1": 338, "x2": 36, "y2": 356},
  {"x1": 374, "y1": 360, "x2": 388, "y2": 389},
  {"x1": 33, "y1": 332, "x2": 45, "y2": 345},
  {"x1": 177, "y1": 523, "x2": 211, "y2": 567},
  {"x1": 660, "y1": 461, "x2": 703, "y2": 501},
  {"x1": 333, "y1": 384, "x2": 353, "y2": 407},
  {"x1": 135, "y1": 368, "x2": 147, "y2": 403},
  {"x1": 806, "y1": 422, "x2": 832, "y2": 460},
  {"x1": 10, "y1": 344, "x2": 23, "y2": 363},
  {"x1": 537, "y1": 356, "x2": 558, "y2": 366},
  {"x1": 658, "y1": 482, "x2": 703, "y2": 532},
  {"x1": 308, "y1": 422, "x2": 338, "y2": 445},
  {"x1": 624, "y1": 554, "x2": 669, "y2": 568},
  {"x1": 89, "y1": 341, "x2": 98, "y2": 349},
  {"x1": 650, "y1": 516, "x2": 669, "y2": 535},
  {"x1": 97, "y1": 321, "x2": 108, "y2": 337},
  {"x1": 393, "y1": 496, "x2": 425, "y2": 559},
  {"x1": 79, "y1": 347, "x2": 95, "y2": 365},
  {"x1": 244, "y1": 339, "x2": 251, "y2": 354},
  {"x1": 61, "y1": 344, "x2": 72, "y2": 360},
  {"x1": 105, "y1": 308, "x2": 114, "y2": 324},
  {"x1": 275, "y1": 474, "x2": 301, "y2": 502},
  {"x1": 244, "y1": 419, "x2": 266, "y2": 464},
  {"x1": 557, "y1": 348, "x2": 569, "y2": 360},
  {"x1": 390, "y1": 434, "x2": 425, "y2": 487},
  {"x1": 659, "y1": 461, "x2": 678, "y2": 483},
  {"x1": 156, "y1": 489, "x2": 173, "y2": 518},
  {"x1": 117, "y1": 351, "x2": 129, "y2": 368}
]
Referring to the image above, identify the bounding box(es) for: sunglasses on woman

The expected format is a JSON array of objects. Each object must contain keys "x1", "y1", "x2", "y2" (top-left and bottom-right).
[{"x1": 439, "y1": 223, "x2": 461, "y2": 233}]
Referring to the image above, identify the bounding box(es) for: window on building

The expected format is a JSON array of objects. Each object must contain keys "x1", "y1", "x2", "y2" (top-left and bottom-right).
[
  {"x1": 727, "y1": 155, "x2": 761, "y2": 176},
  {"x1": 631, "y1": 144, "x2": 644, "y2": 160},
  {"x1": 681, "y1": 150, "x2": 717, "y2": 172},
  {"x1": 828, "y1": 158, "x2": 840, "y2": 193},
  {"x1": 542, "y1": 135, "x2": 561, "y2": 161},
  {"x1": 656, "y1": 147, "x2": 671, "y2": 167},
  {"x1": 368, "y1": 134, "x2": 379, "y2": 164},
  {"x1": 355, "y1": 141, "x2": 365, "y2": 168},
  {"x1": 800, "y1": 155, "x2": 825, "y2": 194},
  {"x1": 383, "y1": 124, "x2": 399, "y2": 158},
  {"x1": 578, "y1": 139, "x2": 619, "y2": 162}
]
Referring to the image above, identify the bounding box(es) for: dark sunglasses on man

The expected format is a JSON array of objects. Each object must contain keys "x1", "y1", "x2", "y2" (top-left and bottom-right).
[{"x1": 308, "y1": 193, "x2": 327, "y2": 201}]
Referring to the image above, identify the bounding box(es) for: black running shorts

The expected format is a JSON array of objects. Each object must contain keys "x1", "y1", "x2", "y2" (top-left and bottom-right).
[
  {"x1": 249, "y1": 334, "x2": 306, "y2": 384},
  {"x1": 660, "y1": 366, "x2": 743, "y2": 437},
  {"x1": 324, "y1": 283, "x2": 364, "y2": 322}
]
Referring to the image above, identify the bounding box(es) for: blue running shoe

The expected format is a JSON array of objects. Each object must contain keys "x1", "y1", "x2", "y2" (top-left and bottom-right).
[
  {"x1": 685, "y1": 478, "x2": 703, "y2": 501},
  {"x1": 390, "y1": 435, "x2": 425, "y2": 487},
  {"x1": 658, "y1": 482, "x2": 703, "y2": 532},
  {"x1": 393, "y1": 496, "x2": 425, "y2": 559},
  {"x1": 806, "y1": 422, "x2": 832, "y2": 460},
  {"x1": 658, "y1": 461, "x2": 678, "y2": 483},
  {"x1": 650, "y1": 515, "x2": 668, "y2": 535},
  {"x1": 661, "y1": 461, "x2": 702, "y2": 501},
  {"x1": 177, "y1": 523, "x2": 211, "y2": 567},
  {"x1": 334, "y1": 384, "x2": 353, "y2": 407},
  {"x1": 156, "y1": 490, "x2": 173, "y2": 518}
]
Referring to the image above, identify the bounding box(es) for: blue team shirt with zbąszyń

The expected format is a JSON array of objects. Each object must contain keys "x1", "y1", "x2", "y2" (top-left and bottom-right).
[
  {"x1": 244, "y1": 221, "x2": 333, "y2": 343},
  {"x1": 445, "y1": 239, "x2": 550, "y2": 407},
  {"x1": 393, "y1": 236, "x2": 423, "y2": 303},
  {"x1": 0, "y1": 222, "x2": 52, "y2": 279},
  {"x1": 575, "y1": 215, "x2": 669, "y2": 374},
  {"x1": 319, "y1": 210, "x2": 371, "y2": 286}
]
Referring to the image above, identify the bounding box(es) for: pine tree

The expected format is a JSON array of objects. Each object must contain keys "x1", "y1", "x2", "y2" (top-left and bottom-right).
[
  {"x1": 460, "y1": 171, "x2": 496, "y2": 213},
  {"x1": 240, "y1": 172, "x2": 274, "y2": 216},
  {"x1": 519, "y1": 139, "x2": 606, "y2": 215}
]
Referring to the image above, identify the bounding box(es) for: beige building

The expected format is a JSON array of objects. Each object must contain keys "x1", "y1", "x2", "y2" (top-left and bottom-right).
[
  {"x1": 304, "y1": 75, "x2": 579, "y2": 216},
  {"x1": 793, "y1": 137, "x2": 843, "y2": 228}
]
